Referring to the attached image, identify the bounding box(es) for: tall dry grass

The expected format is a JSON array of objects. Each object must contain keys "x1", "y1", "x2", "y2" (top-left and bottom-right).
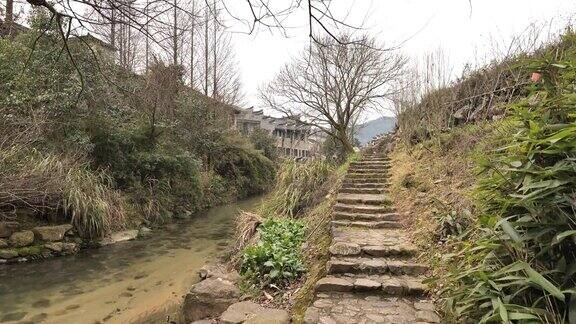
[
  {"x1": 259, "y1": 160, "x2": 333, "y2": 218},
  {"x1": 394, "y1": 23, "x2": 571, "y2": 145},
  {"x1": 0, "y1": 116, "x2": 127, "y2": 238}
]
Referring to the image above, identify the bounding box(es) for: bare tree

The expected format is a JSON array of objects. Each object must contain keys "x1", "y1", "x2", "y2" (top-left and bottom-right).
[
  {"x1": 138, "y1": 61, "x2": 183, "y2": 142},
  {"x1": 211, "y1": 32, "x2": 244, "y2": 105},
  {"x1": 88, "y1": 0, "x2": 142, "y2": 71},
  {"x1": 16, "y1": 0, "x2": 358, "y2": 50},
  {"x1": 186, "y1": 1, "x2": 243, "y2": 105},
  {"x1": 8, "y1": 0, "x2": 359, "y2": 103},
  {"x1": 212, "y1": 0, "x2": 217, "y2": 98},
  {"x1": 260, "y1": 34, "x2": 406, "y2": 154},
  {"x1": 188, "y1": 0, "x2": 197, "y2": 86},
  {"x1": 1, "y1": 0, "x2": 14, "y2": 37},
  {"x1": 144, "y1": 0, "x2": 150, "y2": 70},
  {"x1": 203, "y1": 2, "x2": 209, "y2": 95}
]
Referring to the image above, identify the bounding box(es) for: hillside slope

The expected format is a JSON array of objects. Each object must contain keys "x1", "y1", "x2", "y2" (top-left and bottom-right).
[
  {"x1": 390, "y1": 31, "x2": 576, "y2": 322},
  {"x1": 355, "y1": 116, "x2": 396, "y2": 145}
]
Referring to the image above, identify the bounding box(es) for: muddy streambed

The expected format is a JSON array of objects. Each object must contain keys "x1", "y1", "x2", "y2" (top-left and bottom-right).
[{"x1": 0, "y1": 196, "x2": 262, "y2": 324}]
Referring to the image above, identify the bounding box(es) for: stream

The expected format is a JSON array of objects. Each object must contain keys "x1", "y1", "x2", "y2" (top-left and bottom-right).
[{"x1": 0, "y1": 196, "x2": 262, "y2": 324}]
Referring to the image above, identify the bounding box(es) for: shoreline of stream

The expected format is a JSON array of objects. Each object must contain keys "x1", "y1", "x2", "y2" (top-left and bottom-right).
[{"x1": 0, "y1": 196, "x2": 262, "y2": 324}]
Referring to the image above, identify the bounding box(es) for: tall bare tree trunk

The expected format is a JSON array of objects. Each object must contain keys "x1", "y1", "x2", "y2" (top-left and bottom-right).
[
  {"x1": 203, "y1": 6, "x2": 209, "y2": 95},
  {"x1": 190, "y1": 1, "x2": 195, "y2": 87},
  {"x1": 3, "y1": 0, "x2": 14, "y2": 38},
  {"x1": 145, "y1": 0, "x2": 150, "y2": 71},
  {"x1": 110, "y1": 7, "x2": 116, "y2": 49},
  {"x1": 337, "y1": 127, "x2": 354, "y2": 154},
  {"x1": 212, "y1": 0, "x2": 218, "y2": 98},
  {"x1": 172, "y1": 0, "x2": 178, "y2": 65}
]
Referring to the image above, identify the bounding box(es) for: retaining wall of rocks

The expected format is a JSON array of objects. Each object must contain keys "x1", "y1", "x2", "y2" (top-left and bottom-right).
[
  {"x1": 0, "y1": 222, "x2": 80, "y2": 264},
  {"x1": 0, "y1": 221, "x2": 144, "y2": 264}
]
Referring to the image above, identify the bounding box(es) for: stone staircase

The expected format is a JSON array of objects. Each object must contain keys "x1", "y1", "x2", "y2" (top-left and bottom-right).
[{"x1": 303, "y1": 154, "x2": 440, "y2": 324}]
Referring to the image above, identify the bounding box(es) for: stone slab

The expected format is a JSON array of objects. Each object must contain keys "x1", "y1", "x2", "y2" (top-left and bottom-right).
[{"x1": 304, "y1": 292, "x2": 438, "y2": 324}]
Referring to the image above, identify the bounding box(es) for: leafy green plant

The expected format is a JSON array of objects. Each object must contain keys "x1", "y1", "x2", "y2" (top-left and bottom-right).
[
  {"x1": 435, "y1": 209, "x2": 472, "y2": 242},
  {"x1": 441, "y1": 32, "x2": 576, "y2": 323},
  {"x1": 240, "y1": 218, "x2": 306, "y2": 286}
]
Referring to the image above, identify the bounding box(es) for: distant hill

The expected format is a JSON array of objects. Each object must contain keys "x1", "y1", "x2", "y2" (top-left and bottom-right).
[{"x1": 355, "y1": 116, "x2": 396, "y2": 146}]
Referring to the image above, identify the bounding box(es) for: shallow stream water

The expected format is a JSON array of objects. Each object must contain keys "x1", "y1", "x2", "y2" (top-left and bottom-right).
[{"x1": 0, "y1": 196, "x2": 262, "y2": 324}]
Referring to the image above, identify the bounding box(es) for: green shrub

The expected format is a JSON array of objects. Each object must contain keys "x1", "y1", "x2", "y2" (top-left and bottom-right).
[
  {"x1": 210, "y1": 135, "x2": 276, "y2": 198},
  {"x1": 249, "y1": 129, "x2": 278, "y2": 161},
  {"x1": 441, "y1": 33, "x2": 576, "y2": 323},
  {"x1": 260, "y1": 160, "x2": 333, "y2": 218},
  {"x1": 240, "y1": 218, "x2": 306, "y2": 286},
  {"x1": 197, "y1": 171, "x2": 232, "y2": 208},
  {"x1": 0, "y1": 9, "x2": 276, "y2": 233}
]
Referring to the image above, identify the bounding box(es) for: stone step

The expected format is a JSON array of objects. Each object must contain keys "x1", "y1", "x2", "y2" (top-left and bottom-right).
[
  {"x1": 340, "y1": 182, "x2": 386, "y2": 189},
  {"x1": 332, "y1": 227, "x2": 413, "y2": 251},
  {"x1": 304, "y1": 292, "x2": 440, "y2": 324},
  {"x1": 336, "y1": 193, "x2": 391, "y2": 206},
  {"x1": 347, "y1": 168, "x2": 389, "y2": 173},
  {"x1": 361, "y1": 155, "x2": 388, "y2": 159},
  {"x1": 338, "y1": 187, "x2": 386, "y2": 194},
  {"x1": 333, "y1": 211, "x2": 400, "y2": 222},
  {"x1": 361, "y1": 159, "x2": 390, "y2": 163},
  {"x1": 347, "y1": 170, "x2": 388, "y2": 176},
  {"x1": 329, "y1": 241, "x2": 418, "y2": 258},
  {"x1": 342, "y1": 178, "x2": 389, "y2": 184},
  {"x1": 334, "y1": 203, "x2": 394, "y2": 214},
  {"x1": 327, "y1": 257, "x2": 428, "y2": 276},
  {"x1": 351, "y1": 160, "x2": 389, "y2": 165},
  {"x1": 349, "y1": 164, "x2": 390, "y2": 169},
  {"x1": 331, "y1": 220, "x2": 401, "y2": 229},
  {"x1": 314, "y1": 275, "x2": 428, "y2": 297},
  {"x1": 346, "y1": 173, "x2": 387, "y2": 179}
]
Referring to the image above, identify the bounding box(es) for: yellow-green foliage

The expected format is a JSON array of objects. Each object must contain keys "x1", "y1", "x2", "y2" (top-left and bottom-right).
[
  {"x1": 440, "y1": 33, "x2": 576, "y2": 323},
  {"x1": 0, "y1": 148, "x2": 126, "y2": 239},
  {"x1": 259, "y1": 160, "x2": 333, "y2": 218},
  {"x1": 240, "y1": 218, "x2": 307, "y2": 286},
  {"x1": 64, "y1": 166, "x2": 126, "y2": 239}
]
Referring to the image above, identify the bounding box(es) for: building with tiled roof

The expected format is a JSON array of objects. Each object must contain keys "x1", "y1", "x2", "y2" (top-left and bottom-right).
[{"x1": 235, "y1": 107, "x2": 321, "y2": 159}]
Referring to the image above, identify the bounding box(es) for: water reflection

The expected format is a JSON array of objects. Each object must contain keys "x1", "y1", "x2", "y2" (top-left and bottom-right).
[{"x1": 0, "y1": 196, "x2": 261, "y2": 323}]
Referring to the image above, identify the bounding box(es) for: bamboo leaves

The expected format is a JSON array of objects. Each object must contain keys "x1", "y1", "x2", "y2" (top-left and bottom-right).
[{"x1": 442, "y1": 32, "x2": 576, "y2": 322}]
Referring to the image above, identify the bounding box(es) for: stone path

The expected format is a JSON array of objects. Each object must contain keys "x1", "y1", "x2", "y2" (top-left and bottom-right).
[{"x1": 303, "y1": 153, "x2": 439, "y2": 324}]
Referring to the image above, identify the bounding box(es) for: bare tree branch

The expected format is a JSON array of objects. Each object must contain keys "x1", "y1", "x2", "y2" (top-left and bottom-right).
[{"x1": 260, "y1": 33, "x2": 406, "y2": 154}]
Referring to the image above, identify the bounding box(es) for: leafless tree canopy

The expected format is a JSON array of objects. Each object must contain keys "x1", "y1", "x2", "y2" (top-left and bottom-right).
[
  {"x1": 1, "y1": 0, "x2": 364, "y2": 108},
  {"x1": 6, "y1": 0, "x2": 357, "y2": 46},
  {"x1": 260, "y1": 34, "x2": 406, "y2": 154}
]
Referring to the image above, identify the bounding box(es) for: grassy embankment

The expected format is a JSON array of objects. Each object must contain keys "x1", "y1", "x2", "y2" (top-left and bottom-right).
[
  {"x1": 390, "y1": 30, "x2": 576, "y2": 322},
  {"x1": 232, "y1": 155, "x2": 359, "y2": 322},
  {"x1": 0, "y1": 11, "x2": 275, "y2": 240}
]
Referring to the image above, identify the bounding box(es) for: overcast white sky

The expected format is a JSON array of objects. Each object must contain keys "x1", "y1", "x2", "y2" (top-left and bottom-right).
[{"x1": 226, "y1": 0, "x2": 576, "y2": 120}]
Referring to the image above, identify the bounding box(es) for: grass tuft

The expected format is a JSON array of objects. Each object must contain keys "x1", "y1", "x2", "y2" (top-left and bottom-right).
[{"x1": 259, "y1": 160, "x2": 333, "y2": 218}]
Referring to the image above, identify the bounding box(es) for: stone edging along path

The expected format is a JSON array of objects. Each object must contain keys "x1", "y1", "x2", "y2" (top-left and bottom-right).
[{"x1": 303, "y1": 153, "x2": 440, "y2": 324}]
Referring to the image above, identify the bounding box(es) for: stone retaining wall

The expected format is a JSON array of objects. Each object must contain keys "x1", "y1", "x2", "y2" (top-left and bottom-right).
[
  {"x1": 0, "y1": 221, "x2": 143, "y2": 264},
  {"x1": 0, "y1": 222, "x2": 80, "y2": 264}
]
